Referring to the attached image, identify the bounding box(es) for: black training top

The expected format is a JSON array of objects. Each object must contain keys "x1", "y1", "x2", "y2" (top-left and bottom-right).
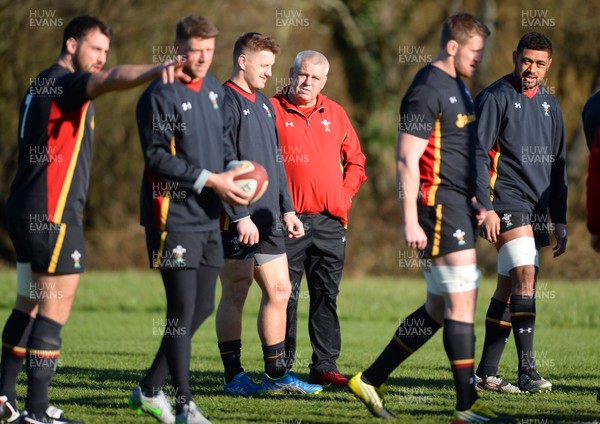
[
  {"x1": 475, "y1": 74, "x2": 567, "y2": 224},
  {"x1": 221, "y1": 80, "x2": 294, "y2": 233},
  {"x1": 7, "y1": 64, "x2": 93, "y2": 226},
  {"x1": 399, "y1": 64, "x2": 479, "y2": 207},
  {"x1": 137, "y1": 73, "x2": 232, "y2": 232}
]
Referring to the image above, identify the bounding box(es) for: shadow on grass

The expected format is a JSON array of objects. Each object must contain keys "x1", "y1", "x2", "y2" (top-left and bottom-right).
[{"x1": 14, "y1": 366, "x2": 600, "y2": 423}]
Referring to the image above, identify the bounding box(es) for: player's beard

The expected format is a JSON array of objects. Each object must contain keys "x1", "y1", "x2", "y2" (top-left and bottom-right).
[
  {"x1": 521, "y1": 74, "x2": 538, "y2": 89},
  {"x1": 73, "y1": 52, "x2": 101, "y2": 73}
]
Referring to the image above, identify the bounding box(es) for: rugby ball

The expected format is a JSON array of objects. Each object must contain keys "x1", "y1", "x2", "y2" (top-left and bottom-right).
[{"x1": 233, "y1": 160, "x2": 269, "y2": 204}]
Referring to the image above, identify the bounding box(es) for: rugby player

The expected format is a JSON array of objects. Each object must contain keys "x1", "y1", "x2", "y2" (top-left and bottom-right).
[
  {"x1": 474, "y1": 32, "x2": 567, "y2": 394},
  {"x1": 348, "y1": 13, "x2": 512, "y2": 422},
  {"x1": 0, "y1": 15, "x2": 182, "y2": 424},
  {"x1": 215, "y1": 33, "x2": 322, "y2": 396},
  {"x1": 129, "y1": 16, "x2": 250, "y2": 424}
]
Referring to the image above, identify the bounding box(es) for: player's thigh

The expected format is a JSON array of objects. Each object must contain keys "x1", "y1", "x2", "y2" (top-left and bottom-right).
[
  {"x1": 495, "y1": 222, "x2": 538, "y2": 289},
  {"x1": 219, "y1": 258, "x2": 254, "y2": 296},
  {"x1": 429, "y1": 250, "x2": 480, "y2": 321},
  {"x1": 253, "y1": 254, "x2": 291, "y2": 299}
]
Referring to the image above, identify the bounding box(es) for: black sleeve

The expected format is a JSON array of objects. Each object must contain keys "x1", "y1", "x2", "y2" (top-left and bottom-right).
[
  {"x1": 549, "y1": 101, "x2": 568, "y2": 224},
  {"x1": 399, "y1": 83, "x2": 440, "y2": 140},
  {"x1": 54, "y1": 71, "x2": 92, "y2": 110},
  {"x1": 273, "y1": 112, "x2": 294, "y2": 214},
  {"x1": 474, "y1": 91, "x2": 503, "y2": 210},
  {"x1": 137, "y1": 84, "x2": 201, "y2": 191}
]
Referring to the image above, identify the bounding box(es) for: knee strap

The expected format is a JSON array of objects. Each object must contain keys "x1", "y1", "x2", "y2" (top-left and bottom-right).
[
  {"x1": 429, "y1": 264, "x2": 480, "y2": 293},
  {"x1": 17, "y1": 262, "x2": 32, "y2": 298},
  {"x1": 497, "y1": 237, "x2": 538, "y2": 276}
]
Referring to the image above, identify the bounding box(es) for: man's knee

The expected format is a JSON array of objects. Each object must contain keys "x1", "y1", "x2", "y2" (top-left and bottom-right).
[
  {"x1": 498, "y1": 237, "x2": 537, "y2": 278},
  {"x1": 220, "y1": 262, "x2": 254, "y2": 307}
]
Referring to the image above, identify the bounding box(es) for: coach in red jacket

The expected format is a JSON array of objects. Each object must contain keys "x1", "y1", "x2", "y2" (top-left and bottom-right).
[
  {"x1": 584, "y1": 90, "x2": 600, "y2": 252},
  {"x1": 271, "y1": 50, "x2": 367, "y2": 387}
]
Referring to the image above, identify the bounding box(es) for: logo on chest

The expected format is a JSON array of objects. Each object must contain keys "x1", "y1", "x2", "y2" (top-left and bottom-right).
[
  {"x1": 262, "y1": 103, "x2": 272, "y2": 118},
  {"x1": 541, "y1": 101, "x2": 550, "y2": 116},
  {"x1": 209, "y1": 91, "x2": 219, "y2": 110}
]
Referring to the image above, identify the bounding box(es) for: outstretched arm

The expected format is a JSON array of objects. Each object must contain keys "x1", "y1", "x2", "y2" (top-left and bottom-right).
[{"x1": 87, "y1": 61, "x2": 186, "y2": 98}]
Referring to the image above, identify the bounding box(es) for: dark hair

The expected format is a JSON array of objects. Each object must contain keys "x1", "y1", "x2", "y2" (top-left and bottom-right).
[
  {"x1": 516, "y1": 32, "x2": 552, "y2": 57},
  {"x1": 176, "y1": 15, "x2": 219, "y2": 42},
  {"x1": 61, "y1": 15, "x2": 112, "y2": 53},
  {"x1": 233, "y1": 32, "x2": 280, "y2": 63},
  {"x1": 440, "y1": 13, "x2": 490, "y2": 48}
]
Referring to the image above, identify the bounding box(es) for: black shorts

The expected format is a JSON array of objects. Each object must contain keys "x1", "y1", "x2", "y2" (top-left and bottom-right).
[
  {"x1": 222, "y1": 230, "x2": 286, "y2": 260},
  {"x1": 496, "y1": 210, "x2": 550, "y2": 247},
  {"x1": 8, "y1": 219, "x2": 85, "y2": 274},
  {"x1": 145, "y1": 228, "x2": 224, "y2": 269},
  {"x1": 418, "y1": 203, "x2": 477, "y2": 259}
]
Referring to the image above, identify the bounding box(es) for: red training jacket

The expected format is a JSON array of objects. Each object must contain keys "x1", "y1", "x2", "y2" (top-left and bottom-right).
[
  {"x1": 271, "y1": 89, "x2": 367, "y2": 226},
  {"x1": 583, "y1": 91, "x2": 600, "y2": 235}
]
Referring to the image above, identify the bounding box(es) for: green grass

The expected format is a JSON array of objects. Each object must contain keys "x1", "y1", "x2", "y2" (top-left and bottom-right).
[{"x1": 1, "y1": 270, "x2": 599, "y2": 423}]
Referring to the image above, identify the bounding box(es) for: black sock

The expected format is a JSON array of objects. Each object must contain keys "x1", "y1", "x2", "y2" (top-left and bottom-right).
[
  {"x1": 510, "y1": 295, "x2": 536, "y2": 371},
  {"x1": 443, "y1": 319, "x2": 477, "y2": 411},
  {"x1": 219, "y1": 340, "x2": 243, "y2": 383},
  {"x1": 0, "y1": 309, "x2": 34, "y2": 405},
  {"x1": 363, "y1": 305, "x2": 441, "y2": 387},
  {"x1": 25, "y1": 315, "x2": 62, "y2": 416},
  {"x1": 476, "y1": 298, "x2": 511, "y2": 377},
  {"x1": 140, "y1": 338, "x2": 168, "y2": 398},
  {"x1": 141, "y1": 265, "x2": 218, "y2": 399},
  {"x1": 263, "y1": 341, "x2": 286, "y2": 379}
]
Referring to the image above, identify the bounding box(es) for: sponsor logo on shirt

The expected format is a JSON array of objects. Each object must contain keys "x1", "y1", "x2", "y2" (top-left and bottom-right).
[
  {"x1": 321, "y1": 119, "x2": 331, "y2": 132},
  {"x1": 455, "y1": 113, "x2": 476, "y2": 128}
]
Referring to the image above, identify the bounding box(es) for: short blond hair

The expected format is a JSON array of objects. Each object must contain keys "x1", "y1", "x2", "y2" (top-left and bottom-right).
[
  {"x1": 440, "y1": 13, "x2": 490, "y2": 48},
  {"x1": 233, "y1": 32, "x2": 280, "y2": 63}
]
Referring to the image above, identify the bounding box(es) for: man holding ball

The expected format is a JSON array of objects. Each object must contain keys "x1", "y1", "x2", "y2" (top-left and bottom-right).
[{"x1": 215, "y1": 32, "x2": 321, "y2": 397}]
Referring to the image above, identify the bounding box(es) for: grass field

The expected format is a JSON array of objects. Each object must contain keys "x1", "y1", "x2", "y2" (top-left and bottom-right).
[{"x1": 0, "y1": 270, "x2": 599, "y2": 423}]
